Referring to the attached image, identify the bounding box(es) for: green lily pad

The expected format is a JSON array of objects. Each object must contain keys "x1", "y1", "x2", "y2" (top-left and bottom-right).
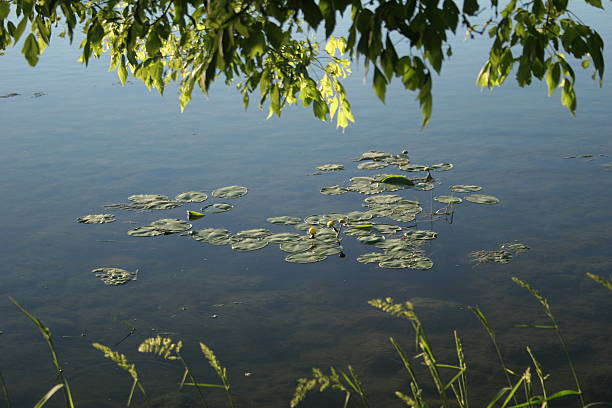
[
  {"x1": 364, "y1": 194, "x2": 404, "y2": 205},
  {"x1": 430, "y1": 163, "x2": 454, "y2": 171},
  {"x1": 235, "y1": 228, "x2": 270, "y2": 239},
  {"x1": 378, "y1": 174, "x2": 415, "y2": 186},
  {"x1": 212, "y1": 185, "x2": 248, "y2": 199},
  {"x1": 404, "y1": 230, "x2": 437, "y2": 240},
  {"x1": 358, "y1": 234, "x2": 386, "y2": 244},
  {"x1": 267, "y1": 216, "x2": 302, "y2": 225},
  {"x1": 346, "y1": 211, "x2": 373, "y2": 222},
  {"x1": 465, "y1": 194, "x2": 500, "y2": 204},
  {"x1": 127, "y1": 226, "x2": 165, "y2": 237},
  {"x1": 434, "y1": 195, "x2": 462, "y2": 204},
  {"x1": 280, "y1": 239, "x2": 315, "y2": 253},
  {"x1": 355, "y1": 151, "x2": 392, "y2": 161},
  {"x1": 150, "y1": 218, "x2": 192, "y2": 233},
  {"x1": 143, "y1": 200, "x2": 181, "y2": 210},
  {"x1": 414, "y1": 182, "x2": 434, "y2": 191},
  {"x1": 191, "y1": 228, "x2": 232, "y2": 245},
  {"x1": 470, "y1": 250, "x2": 512, "y2": 264},
  {"x1": 501, "y1": 242, "x2": 530, "y2": 253},
  {"x1": 231, "y1": 238, "x2": 268, "y2": 251},
  {"x1": 202, "y1": 203, "x2": 233, "y2": 213},
  {"x1": 92, "y1": 267, "x2": 137, "y2": 286},
  {"x1": 387, "y1": 212, "x2": 418, "y2": 223},
  {"x1": 372, "y1": 224, "x2": 403, "y2": 234},
  {"x1": 128, "y1": 194, "x2": 169, "y2": 203},
  {"x1": 77, "y1": 214, "x2": 116, "y2": 224},
  {"x1": 304, "y1": 213, "x2": 347, "y2": 225},
  {"x1": 398, "y1": 164, "x2": 429, "y2": 172},
  {"x1": 320, "y1": 185, "x2": 349, "y2": 195},
  {"x1": 449, "y1": 185, "x2": 482, "y2": 193},
  {"x1": 267, "y1": 232, "x2": 302, "y2": 243},
  {"x1": 285, "y1": 251, "x2": 327, "y2": 263},
  {"x1": 294, "y1": 222, "x2": 312, "y2": 231},
  {"x1": 316, "y1": 164, "x2": 344, "y2": 171},
  {"x1": 356, "y1": 252, "x2": 390, "y2": 264},
  {"x1": 311, "y1": 244, "x2": 342, "y2": 256},
  {"x1": 175, "y1": 191, "x2": 208, "y2": 202},
  {"x1": 379, "y1": 256, "x2": 433, "y2": 270},
  {"x1": 358, "y1": 161, "x2": 389, "y2": 170}
]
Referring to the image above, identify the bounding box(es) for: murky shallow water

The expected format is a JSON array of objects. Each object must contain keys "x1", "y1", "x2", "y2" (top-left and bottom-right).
[{"x1": 1, "y1": 6, "x2": 611, "y2": 408}]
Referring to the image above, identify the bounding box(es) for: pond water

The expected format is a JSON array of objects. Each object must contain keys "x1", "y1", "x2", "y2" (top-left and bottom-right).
[{"x1": 1, "y1": 6, "x2": 611, "y2": 408}]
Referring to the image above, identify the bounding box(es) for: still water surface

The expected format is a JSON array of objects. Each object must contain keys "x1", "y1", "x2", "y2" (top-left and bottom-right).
[{"x1": 1, "y1": 6, "x2": 611, "y2": 407}]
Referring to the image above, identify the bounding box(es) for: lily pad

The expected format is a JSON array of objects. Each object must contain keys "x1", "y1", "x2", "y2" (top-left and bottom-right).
[
  {"x1": 470, "y1": 250, "x2": 512, "y2": 264},
  {"x1": 311, "y1": 244, "x2": 342, "y2": 256},
  {"x1": 430, "y1": 163, "x2": 454, "y2": 171},
  {"x1": 267, "y1": 216, "x2": 302, "y2": 225},
  {"x1": 398, "y1": 164, "x2": 429, "y2": 172},
  {"x1": 364, "y1": 194, "x2": 404, "y2": 205},
  {"x1": 414, "y1": 182, "x2": 434, "y2": 191},
  {"x1": 92, "y1": 268, "x2": 137, "y2": 286},
  {"x1": 434, "y1": 195, "x2": 462, "y2": 204},
  {"x1": 378, "y1": 174, "x2": 415, "y2": 186},
  {"x1": 357, "y1": 252, "x2": 390, "y2": 264},
  {"x1": 379, "y1": 256, "x2": 433, "y2": 270},
  {"x1": 285, "y1": 251, "x2": 327, "y2": 263},
  {"x1": 346, "y1": 211, "x2": 373, "y2": 222},
  {"x1": 372, "y1": 224, "x2": 403, "y2": 235},
  {"x1": 355, "y1": 151, "x2": 391, "y2": 161},
  {"x1": 320, "y1": 185, "x2": 349, "y2": 195},
  {"x1": 280, "y1": 239, "x2": 315, "y2": 253},
  {"x1": 404, "y1": 230, "x2": 437, "y2": 240},
  {"x1": 449, "y1": 185, "x2": 482, "y2": 193},
  {"x1": 192, "y1": 228, "x2": 232, "y2": 245},
  {"x1": 127, "y1": 226, "x2": 165, "y2": 237},
  {"x1": 77, "y1": 214, "x2": 116, "y2": 224},
  {"x1": 187, "y1": 210, "x2": 206, "y2": 220},
  {"x1": 231, "y1": 238, "x2": 268, "y2": 251},
  {"x1": 465, "y1": 194, "x2": 500, "y2": 205},
  {"x1": 501, "y1": 242, "x2": 530, "y2": 253},
  {"x1": 316, "y1": 164, "x2": 344, "y2": 171},
  {"x1": 267, "y1": 232, "x2": 302, "y2": 243},
  {"x1": 128, "y1": 194, "x2": 169, "y2": 203},
  {"x1": 358, "y1": 234, "x2": 386, "y2": 244},
  {"x1": 150, "y1": 218, "x2": 192, "y2": 233},
  {"x1": 143, "y1": 200, "x2": 181, "y2": 210},
  {"x1": 358, "y1": 161, "x2": 389, "y2": 170},
  {"x1": 202, "y1": 203, "x2": 233, "y2": 213},
  {"x1": 235, "y1": 228, "x2": 270, "y2": 239},
  {"x1": 212, "y1": 185, "x2": 248, "y2": 199},
  {"x1": 175, "y1": 191, "x2": 208, "y2": 202}
]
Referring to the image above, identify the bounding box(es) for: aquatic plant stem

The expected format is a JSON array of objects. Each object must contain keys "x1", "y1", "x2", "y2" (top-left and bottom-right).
[
  {"x1": 178, "y1": 355, "x2": 208, "y2": 408},
  {"x1": 0, "y1": 369, "x2": 11, "y2": 408}
]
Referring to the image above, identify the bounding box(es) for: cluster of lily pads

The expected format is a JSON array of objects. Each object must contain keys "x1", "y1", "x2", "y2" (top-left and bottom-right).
[
  {"x1": 470, "y1": 242, "x2": 530, "y2": 265},
  {"x1": 77, "y1": 150, "x2": 509, "y2": 284}
]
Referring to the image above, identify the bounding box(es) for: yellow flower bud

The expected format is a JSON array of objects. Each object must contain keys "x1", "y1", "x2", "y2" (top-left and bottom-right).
[
  {"x1": 307, "y1": 227, "x2": 317, "y2": 236},
  {"x1": 326, "y1": 220, "x2": 335, "y2": 228}
]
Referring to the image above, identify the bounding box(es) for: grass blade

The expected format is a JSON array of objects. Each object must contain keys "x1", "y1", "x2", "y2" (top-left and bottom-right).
[
  {"x1": 32, "y1": 384, "x2": 64, "y2": 408},
  {"x1": 182, "y1": 383, "x2": 226, "y2": 389},
  {"x1": 9, "y1": 298, "x2": 75, "y2": 408},
  {"x1": 0, "y1": 369, "x2": 11, "y2": 408},
  {"x1": 586, "y1": 273, "x2": 612, "y2": 291}
]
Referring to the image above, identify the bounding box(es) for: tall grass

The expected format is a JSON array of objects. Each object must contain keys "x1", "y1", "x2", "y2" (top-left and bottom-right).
[{"x1": 5, "y1": 275, "x2": 610, "y2": 407}]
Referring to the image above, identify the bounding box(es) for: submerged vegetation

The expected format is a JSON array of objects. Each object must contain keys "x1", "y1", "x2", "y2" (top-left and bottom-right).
[{"x1": 5, "y1": 275, "x2": 611, "y2": 407}]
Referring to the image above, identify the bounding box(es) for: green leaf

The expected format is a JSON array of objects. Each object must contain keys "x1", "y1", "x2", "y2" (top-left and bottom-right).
[
  {"x1": 0, "y1": 1, "x2": 10, "y2": 19},
  {"x1": 373, "y1": 67, "x2": 387, "y2": 103},
  {"x1": 33, "y1": 384, "x2": 64, "y2": 408},
  {"x1": 584, "y1": 0, "x2": 603, "y2": 8},
  {"x1": 183, "y1": 382, "x2": 226, "y2": 389},
  {"x1": 561, "y1": 80, "x2": 576, "y2": 114},
  {"x1": 13, "y1": 16, "x2": 28, "y2": 43},
  {"x1": 21, "y1": 33, "x2": 40, "y2": 66},
  {"x1": 118, "y1": 56, "x2": 128, "y2": 85}
]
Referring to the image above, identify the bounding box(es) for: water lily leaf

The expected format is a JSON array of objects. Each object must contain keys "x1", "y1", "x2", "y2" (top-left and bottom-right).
[
  {"x1": 294, "y1": 222, "x2": 312, "y2": 231},
  {"x1": 235, "y1": 228, "x2": 270, "y2": 239},
  {"x1": 470, "y1": 250, "x2": 512, "y2": 264},
  {"x1": 280, "y1": 239, "x2": 314, "y2": 253},
  {"x1": 346, "y1": 211, "x2": 373, "y2": 222},
  {"x1": 379, "y1": 256, "x2": 433, "y2": 270},
  {"x1": 358, "y1": 161, "x2": 389, "y2": 170},
  {"x1": 175, "y1": 191, "x2": 208, "y2": 202},
  {"x1": 364, "y1": 194, "x2": 404, "y2": 205},
  {"x1": 305, "y1": 214, "x2": 347, "y2": 225},
  {"x1": 191, "y1": 228, "x2": 232, "y2": 245},
  {"x1": 434, "y1": 195, "x2": 462, "y2": 204},
  {"x1": 320, "y1": 185, "x2": 349, "y2": 195},
  {"x1": 358, "y1": 234, "x2": 386, "y2": 244},
  {"x1": 355, "y1": 151, "x2": 392, "y2": 161},
  {"x1": 127, "y1": 226, "x2": 165, "y2": 237},
  {"x1": 352, "y1": 224, "x2": 373, "y2": 230},
  {"x1": 430, "y1": 163, "x2": 454, "y2": 171},
  {"x1": 150, "y1": 218, "x2": 192, "y2": 233},
  {"x1": 372, "y1": 224, "x2": 402, "y2": 234},
  {"x1": 404, "y1": 230, "x2": 437, "y2": 240},
  {"x1": 187, "y1": 210, "x2": 205, "y2": 220},
  {"x1": 387, "y1": 212, "x2": 418, "y2": 223},
  {"x1": 465, "y1": 194, "x2": 500, "y2": 204},
  {"x1": 310, "y1": 244, "x2": 342, "y2": 256},
  {"x1": 316, "y1": 164, "x2": 344, "y2": 171},
  {"x1": 357, "y1": 252, "x2": 390, "y2": 264},
  {"x1": 143, "y1": 200, "x2": 181, "y2": 210},
  {"x1": 398, "y1": 164, "x2": 429, "y2": 172},
  {"x1": 378, "y1": 175, "x2": 415, "y2": 186},
  {"x1": 212, "y1": 185, "x2": 248, "y2": 199},
  {"x1": 267, "y1": 232, "x2": 302, "y2": 243},
  {"x1": 202, "y1": 203, "x2": 233, "y2": 213},
  {"x1": 92, "y1": 267, "x2": 137, "y2": 286},
  {"x1": 128, "y1": 194, "x2": 169, "y2": 203},
  {"x1": 449, "y1": 185, "x2": 482, "y2": 193},
  {"x1": 384, "y1": 156, "x2": 410, "y2": 166},
  {"x1": 374, "y1": 238, "x2": 413, "y2": 250},
  {"x1": 501, "y1": 242, "x2": 530, "y2": 253},
  {"x1": 414, "y1": 182, "x2": 434, "y2": 191},
  {"x1": 285, "y1": 251, "x2": 327, "y2": 263},
  {"x1": 77, "y1": 214, "x2": 116, "y2": 224},
  {"x1": 231, "y1": 238, "x2": 268, "y2": 251},
  {"x1": 267, "y1": 216, "x2": 302, "y2": 225}
]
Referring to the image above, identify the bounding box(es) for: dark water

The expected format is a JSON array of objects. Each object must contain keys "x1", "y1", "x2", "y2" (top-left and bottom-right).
[{"x1": 1, "y1": 6, "x2": 611, "y2": 408}]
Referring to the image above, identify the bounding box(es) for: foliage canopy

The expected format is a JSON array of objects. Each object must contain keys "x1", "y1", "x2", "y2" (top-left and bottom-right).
[{"x1": 0, "y1": 0, "x2": 606, "y2": 127}]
